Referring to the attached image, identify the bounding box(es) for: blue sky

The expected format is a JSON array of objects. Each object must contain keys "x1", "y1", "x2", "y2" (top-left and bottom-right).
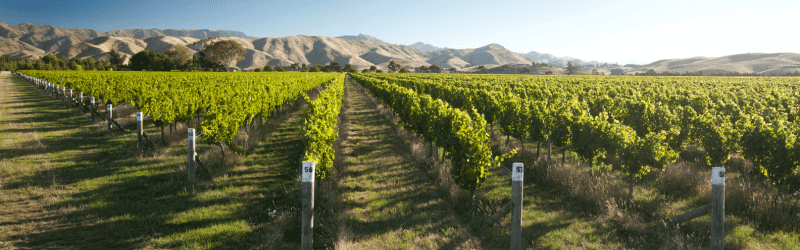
[{"x1": 1, "y1": 0, "x2": 797, "y2": 64}]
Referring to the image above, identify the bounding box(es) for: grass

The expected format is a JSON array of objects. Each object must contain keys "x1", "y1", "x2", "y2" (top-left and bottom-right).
[
  {"x1": 469, "y1": 129, "x2": 799, "y2": 249},
  {"x1": 0, "y1": 73, "x2": 314, "y2": 249},
  {"x1": 322, "y1": 79, "x2": 480, "y2": 249}
]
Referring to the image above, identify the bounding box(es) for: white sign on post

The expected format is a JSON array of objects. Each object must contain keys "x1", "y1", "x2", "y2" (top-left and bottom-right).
[
  {"x1": 107, "y1": 104, "x2": 112, "y2": 110},
  {"x1": 90, "y1": 97, "x2": 95, "y2": 104},
  {"x1": 302, "y1": 161, "x2": 315, "y2": 183},
  {"x1": 136, "y1": 112, "x2": 143, "y2": 121},
  {"x1": 188, "y1": 128, "x2": 195, "y2": 141},
  {"x1": 712, "y1": 167, "x2": 725, "y2": 185},
  {"x1": 512, "y1": 162, "x2": 524, "y2": 181}
]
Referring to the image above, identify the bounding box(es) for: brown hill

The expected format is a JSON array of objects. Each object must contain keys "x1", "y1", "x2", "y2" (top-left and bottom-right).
[
  {"x1": 0, "y1": 22, "x2": 536, "y2": 71},
  {"x1": 0, "y1": 22, "x2": 253, "y2": 56},
  {"x1": 631, "y1": 53, "x2": 800, "y2": 74}
]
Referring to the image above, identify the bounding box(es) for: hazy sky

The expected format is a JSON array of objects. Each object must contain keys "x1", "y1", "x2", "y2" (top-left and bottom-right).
[{"x1": 1, "y1": 0, "x2": 797, "y2": 64}]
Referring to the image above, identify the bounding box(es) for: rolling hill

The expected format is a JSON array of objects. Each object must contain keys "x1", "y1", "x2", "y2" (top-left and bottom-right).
[
  {"x1": 0, "y1": 22, "x2": 537, "y2": 71},
  {"x1": 2, "y1": 22, "x2": 797, "y2": 73},
  {"x1": 628, "y1": 53, "x2": 800, "y2": 74}
]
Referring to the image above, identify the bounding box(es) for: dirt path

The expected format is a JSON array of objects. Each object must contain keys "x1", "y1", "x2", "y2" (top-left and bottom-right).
[{"x1": 331, "y1": 80, "x2": 479, "y2": 249}]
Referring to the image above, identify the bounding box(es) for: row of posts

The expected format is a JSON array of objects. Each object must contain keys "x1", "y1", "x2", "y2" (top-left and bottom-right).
[{"x1": 22, "y1": 73, "x2": 118, "y2": 136}]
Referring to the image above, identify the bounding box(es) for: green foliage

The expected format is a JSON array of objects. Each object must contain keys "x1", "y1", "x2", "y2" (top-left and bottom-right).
[
  {"x1": 21, "y1": 70, "x2": 343, "y2": 155},
  {"x1": 203, "y1": 40, "x2": 246, "y2": 72},
  {"x1": 742, "y1": 117, "x2": 798, "y2": 184},
  {"x1": 263, "y1": 65, "x2": 274, "y2": 72},
  {"x1": 351, "y1": 74, "x2": 513, "y2": 191},
  {"x1": 302, "y1": 76, "x2": 345, "y2": 178},
  {"x1": 130, "y1": 50, "x2": 166, "y2": 71}
]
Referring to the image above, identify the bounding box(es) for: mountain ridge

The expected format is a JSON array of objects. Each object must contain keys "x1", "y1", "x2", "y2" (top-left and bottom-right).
[{"x1": 2, "y1": 22, "x2": 798, "y2": 74}]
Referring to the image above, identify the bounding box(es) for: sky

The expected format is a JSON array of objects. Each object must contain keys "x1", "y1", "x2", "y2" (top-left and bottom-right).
[{"x1": 1, "y1": 0, "x2": 797, "y2": 64}]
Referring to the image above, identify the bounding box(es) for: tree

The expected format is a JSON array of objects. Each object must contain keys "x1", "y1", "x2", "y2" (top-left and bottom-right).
[
  {"x1": 41, "y1": 54, "x2": 60, "y2": 67},
  {"x1": 566, "y1": 62, "x2": 580, "y2": 75},
  {"x1": 187, "y1": 36, "x2": 220, "y2": 52},
  {"x1": 130, "y1": 50, "x2": 166, "y2": 71},
  {"x1": 592, "y1": 68, "x2": 600, "y2": 75},
  {"x1": 430, "y1": 64, "x2": 442, "y2": 73},
  {"x1": 343, "y1": 63, "x2": 354, "y2": 72},
  {"x1": 449, "y1": 67, "x2": 457, "y2": 73},
  {"x1": 290, "y1": 63, "x2": 300, "y2": 71},
  {"x1": 253, "y1": 68, "x2": 262, "y2": 72},
  {"x1": 388, "y1": 60, "x2": 401, "y2": 72},
  {"x1": 361, "y1": 68, "x2": 369, "y2": 73},
  {"x1": 399, "y1": 67, "x2": 410, "y2": 73},
  {"x1": 84, "y1": 58, "x2": 96, "y2": 70},
  {"x1": 369, "y1": 65, "x2": 377, "y2": 72},
  {"x1": 328, "y1": 61, "x2": 341, "y2": 71},
  {"x1": 645, "y1": 69, "x2": 657, "y2": 76},
  {"x1": 276, "y1": 67, "x2": 286, "y2": 72},
  {"x1": 375, "y1": 69, "x2": 383, "y2": 73},
  {"x1": 478, "y1": 65, "x2": 487, "y2": 74},
  {"x1": 164, "y1": 44, "x2": 194, "y2": 70},
  {"x1": 419, "y1": 65, "x2": 428, "y2": 73},
  {"x1": 310, "y1": 66, "x2": 320, "y2": 72},
  {"x1": 108, "y1": 49, "x2": 127, "y2": 69},
  {"x1": 545, "y1": 70, "x2": 553, "y2": 75},
  {"x1": 610, "y1": 68, "x2": 624, "y2": 75},
  {"x1": 203, "y1": 40, "x2": 246, "y2": 72},
  {"x1": 348, "y1": 68, "x2": 358, "y2": 73},
  {"x1": 263, "y1": 65, "x2": 274, "y2": 72}
]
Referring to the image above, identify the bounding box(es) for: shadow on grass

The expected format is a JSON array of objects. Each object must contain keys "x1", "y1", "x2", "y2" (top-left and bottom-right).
[{"x1": 4, "y1": 75, "x2": 316, "y2": 249}]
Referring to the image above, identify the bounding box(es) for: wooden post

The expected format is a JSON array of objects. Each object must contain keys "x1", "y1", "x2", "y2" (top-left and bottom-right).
[
  {"x1": 68, "y1": 89, "x2": 73, "y2": 109},
  {"x1": 301, "y1": 161, "x2": 315, "y2": 250},
  {"x1": 137, "y1": 112, "x2": 143, "y2": 155},
  {"x1": 511, "y1": 162, "x2": 524, "y2": 250},
  {"x1": 711, "y1": 167, "x2": 725, "y2": 250},
  {"x1": 90, "y1": 97, "x2": 96, "y2": 122},
  {"x1": 547, "y1": 138, "x2": 552, "y2": 161},
  {"x1": 107, "y1": 104, "x2": 113, "y2": 135},
  {"x1": 78, "y1": 93, "x2": 83, "y2": 115},
  {"x1": 188, "y1": 128, "x2": 196, "y2": 182}
]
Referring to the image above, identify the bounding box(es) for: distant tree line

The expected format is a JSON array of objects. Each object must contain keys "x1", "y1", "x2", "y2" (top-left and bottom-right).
[{"x1": 0, "y1": 54, "x2": 112, "y2": 71}]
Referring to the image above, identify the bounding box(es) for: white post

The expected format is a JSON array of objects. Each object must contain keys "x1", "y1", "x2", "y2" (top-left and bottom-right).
[
  {"x1": 107, "y1": 104, "x2": 113, "y2": 135},
  {"x1": 301, "y1": 161, "x2": 315, "y2": 250},
  {"x1": 188, "y1": 128, "x2": 196, "y2": 182},
  {"x1": 61, "y1": 87, "x2": 66, "y2": 106},
  {"x1": 511, "y1": 162, "x2": 524, "y2": 250},
  {"x1": 78, "y1": 93, "x2": 84, "y2": 114},
  {"x1": 137, "y1": 112, "x2": 143, "y2": 155},
  {"x1": 711, "y1": 167, "x2": 725, "y2": 249},
  {"x1": 68, "y1": 89, "x2": 73, "y2": 109},
  {"x1": 90, "y1": 97, "x2": 96, "y2": 122}
]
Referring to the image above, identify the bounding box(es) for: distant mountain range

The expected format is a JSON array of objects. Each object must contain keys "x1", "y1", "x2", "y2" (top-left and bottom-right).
[
  {"x1": 408, "y1": 42, "x2": 447, "y2": 52},
  {"x1": 336, "y1": 34, "x2": 383, "y2": 42},
  {"x1": 1, "y1": 22, "x2": 798, "y2": 74},
  {"x1": 0, "y1": 23, "x2": 533, "y2": 70}
]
